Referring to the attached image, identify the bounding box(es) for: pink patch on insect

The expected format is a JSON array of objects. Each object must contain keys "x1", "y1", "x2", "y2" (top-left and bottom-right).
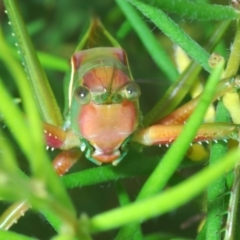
[
  {"x1": 45, "y1": 133, "x2": 64, "y2": 148},
  {"x1": 83, "y1": 67, "x2": 129, "y2": 92},
  {"x1": 43, "y1": 123, "x2": 67, "y2": 149},
  {"x1": 78, "y1": 100, "x2": 138, "y2": 163},
  {"x1": 92, "y1": 149, "x2": 121, "y2": 163}
]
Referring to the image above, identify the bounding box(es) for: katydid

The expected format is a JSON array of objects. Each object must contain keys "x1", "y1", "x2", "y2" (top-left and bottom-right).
[{"x1": 43, "y1": 20, "x2": 240, "y2": 174}]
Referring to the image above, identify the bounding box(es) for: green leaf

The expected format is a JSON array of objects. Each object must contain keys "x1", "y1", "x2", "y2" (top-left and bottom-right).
[
  {"x1": 90, "y1": 147, "x2": 240, "y2": 232},
  {"x1": 3, "y1": 0, "x2": 63, "y2": 126},
  {"x1": 116, "y1": 0, "x2": 179, "y2": 81},
  {"x1": 146, "y1": 0, "x2": 240, "y2": 21},
  {"x1": 128, "y1": 0, "x2": 212, "y2": 72}
]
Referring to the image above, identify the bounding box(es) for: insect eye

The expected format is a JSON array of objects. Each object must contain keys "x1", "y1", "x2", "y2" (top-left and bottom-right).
[
  {"x1": 124, "y1": 82, "x2": 141, "y2": 100},
  {"x1": 74, "y1": 86, "x2": 91, "y2": 105}
]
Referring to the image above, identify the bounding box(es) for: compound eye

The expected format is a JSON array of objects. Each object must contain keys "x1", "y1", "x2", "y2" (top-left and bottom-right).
[
  {"x1": 74, "y1": 86, "x2": 91, "y2": 105},
  {"x1": 125, "y1": 82, "x2": 141, "y2": 100}
]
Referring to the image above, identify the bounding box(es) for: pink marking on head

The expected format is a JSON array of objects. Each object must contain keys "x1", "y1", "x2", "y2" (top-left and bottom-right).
[
  {"x1": 83, "y1": 67, "x2": 130, "y2": 93},
  {"x1": 77, "y1": 100, "x2": 138, "y2": 163}
]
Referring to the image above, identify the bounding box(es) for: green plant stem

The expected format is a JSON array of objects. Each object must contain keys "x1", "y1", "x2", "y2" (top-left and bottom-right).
[
  {"x1": 115, "y1": 182, "x2": 143, "y2": 240},
  {"x1": 0, "y1": 80, "x2": 35, "y2": 167},
  {"x1": 90, "y1": 147, "x2": 240, "y2": 232},
  {"x1": 95, "y1": 61, "x2": 224, "y2": 237},
  {"x1": 138, "y1": 62, "x2": 224, "y2": 200},
  {"x1": 148, "y1": 0, "x2": 240, "y2": 21},
  {"x1": 224, "y1": 164, "x2": 240, "y2": 240},
  {"x1": 222, "y1": 21, "x2": 240, "y2": 124},
  {"x1": 196, "y1": 222, "x2": 207, "y2": 240},
  {"x1": 116, "y1": 20, "x2": 132, "y2": 39},
  {"x1": 3, "y1": 0, "x2": 63, "y2": 126},
  {"x1": 0, "y1": 230, "x2": 37, "y2": 240},
  {"x1": 7, "y1": 46, "x2": 68, "y2": 71},
  {"x1": 224, "y1": 25, "x2": 240, "y2": 78},
  {"x1": 0, "y1": 27, "x2": 44, "y2": 168},
  {"x1": 0, "y1": 52, "x2": 74, "y2": 215},
  {"x1": 115, "y1": 0, "x2": 179, "y2": 81},
  {"x1": 221, "y1": 19, "x2": 240, "y2": 240},
  {"x1": 62, "y1": 152, "x2": 160, "y2": 188},
  {"x1": 128, "y1": 0, "x2": 212, "y2": 72},
  {"x1": 205, "y1": 101, "x2": 230, "y2": 240},
  {"x1": 115, "y1": 50, "x2": 224, "y2": 239},
  {"x1": 115, "y1": 182, "x2": 131, "y2": 206},
  {"x1": 143, "y1": 20, "x2": 231, "y2": 127}
]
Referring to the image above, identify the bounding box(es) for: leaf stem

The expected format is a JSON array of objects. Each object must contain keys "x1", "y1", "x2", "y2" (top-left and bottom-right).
[{"x1": 149, "y1": 0, "x2": 240, "y2": 21}]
